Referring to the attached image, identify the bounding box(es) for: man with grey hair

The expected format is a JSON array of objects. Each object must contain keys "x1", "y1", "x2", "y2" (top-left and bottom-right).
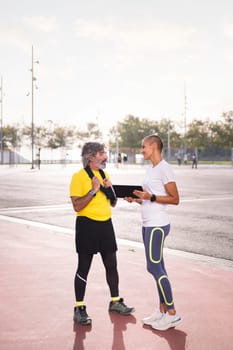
[{"x1": 70, "y1": 142, "x2": 134, "y2": 326}]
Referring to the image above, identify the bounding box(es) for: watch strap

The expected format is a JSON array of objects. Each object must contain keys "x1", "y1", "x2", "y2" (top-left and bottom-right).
[
  {"x1": 89, "y1": 189, "x2": 96, "y2": 197},
  {"x1": 150, "y1": 194, "x2": 156, "y2": 202}
]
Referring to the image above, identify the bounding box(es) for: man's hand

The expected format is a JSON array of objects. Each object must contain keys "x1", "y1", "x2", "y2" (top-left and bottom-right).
[
  {"x1": 92, "y1": 176, "x2": 101, "y2": 192},
  {"x1": 124, "y1": 196, "x2": 142, "y2": 204},
  {"x1": 124, "y1": 196, "x2": 134, "y2": 203},
  {"x1": 103, "y1": 178, "x2": 112, "y2": 188}
]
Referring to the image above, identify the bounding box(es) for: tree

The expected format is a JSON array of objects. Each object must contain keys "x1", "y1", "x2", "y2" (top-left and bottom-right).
[
  {"x1": 47, "y1": 126, "x2": 75, "y2": 149},
  {"x1": 72, "y1": 122, "x2": 103, "y2": 148},
  {"x1": 2, "y1": 111, "x2": 233, "y2": 162},
  {"x1": 109, "y1": 115, "x2": 158, "y2": 149},
  {"x1": 86, "y1": 122, "x2": 102, "y2": 140},
  {"x1": 155, "y1": 118, "x2": 182, "y2": 149},
  {"x1": 21, "y1": 123, "x2": 76, "y2": 151},
  {"x1": 218, "y1": 111, "x2": 233, "y2": 148},
  {"x1": 22, "y1": 125, "x2": 47, "y2": 148},
  {"x1": 186, "y1": 119, "x2": 210, "y2": 150},
  {"x1": 2, "y1": 125, "x2": 19, "y2": 149},
  {"x1": 109, "y1": 115, "x2": 182, "y2": 151}
]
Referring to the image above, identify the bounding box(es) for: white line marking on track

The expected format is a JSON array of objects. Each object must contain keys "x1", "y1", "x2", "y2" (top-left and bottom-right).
[
  {"x1": 0, "y1": 194, "x2": 233, "y2": 214},
  {"x1": 181, "y1": 196, "x2": 233, "y2": 202},
  {"x1": 0, "y1": 214, "x2": 74, "y2": 234},
  {"x1": 0, "y1": 213, "x2": 232, "y2": 270},
  {"x1": 0, "y1": 204, "x2": 71, "y2": 213}
]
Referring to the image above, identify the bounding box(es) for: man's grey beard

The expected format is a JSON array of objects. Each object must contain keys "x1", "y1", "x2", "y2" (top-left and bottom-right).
[
  {"x1": 99, "y1": 161, "x2": 107, "y2": 169},
  {"x1": 93, "y1": 160, "x2": 107, "y2": 169}
]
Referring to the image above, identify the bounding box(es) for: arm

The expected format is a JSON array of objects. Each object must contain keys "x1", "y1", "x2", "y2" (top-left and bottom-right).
[
  {"x1": 70, "y1": 176, "x2": 100, "y2": 212},
  {"x1": 158, "y1": 182, "x2": 179, "y2": 205},
  {"x1": 133, "y1": 181, "x2": 179, "y2": 205},
  {"x1": 70, "y1": 193, "x2": 93, "y2": 212}
]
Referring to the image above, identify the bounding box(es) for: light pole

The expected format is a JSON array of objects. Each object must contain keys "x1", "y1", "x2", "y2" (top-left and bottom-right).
[
  {"x1": 115, "y1": 126, "x2": 120, "y2": 167},
  {"x1": 30, "y1": 45, "x2": 39, "y2": 169},
  {"x1": 183, "y1": 81, "x2": 187, "y2": 156},
  {"x1": 0, "y1": 76, "x2": 3, "y2": 164},
  {"x1": 167, "y1": 121, "x2": 171, "y2": 162}
]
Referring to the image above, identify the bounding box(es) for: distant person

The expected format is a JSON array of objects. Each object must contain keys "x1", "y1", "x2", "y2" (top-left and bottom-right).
[
  {"x1": 117, "y1": 153, "x2": 122, "y2": 164},
  {"x1": 192, "y1": 154, "x2": 197, "y2": 168},
  {"x1": 124, "y1": 134, "x2": 182, "y2": 331},
  {"x1": 183, "y1": 153, "x2": 188, "y2": 165},
  {"x1": 177, "y1": 154, "x2": 181, "y2": 166},
  {"x1": 123, "y1": 154, "x2": 128, "y2": 164},
  {"x1": 70, "y1": 142, "x2": 134, "y2": 326}
]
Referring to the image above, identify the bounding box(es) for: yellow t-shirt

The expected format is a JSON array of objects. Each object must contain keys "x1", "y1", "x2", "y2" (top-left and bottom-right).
[{"x1": 69, "y1": 168, "x2": 112, "y2": 221}]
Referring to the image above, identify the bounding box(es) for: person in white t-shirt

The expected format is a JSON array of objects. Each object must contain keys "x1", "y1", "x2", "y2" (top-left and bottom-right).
[{"x1": 125, "y1": 134, "x2": 182, "y2": 331}]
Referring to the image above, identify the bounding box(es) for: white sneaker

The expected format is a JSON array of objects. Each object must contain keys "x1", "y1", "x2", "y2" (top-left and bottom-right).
[
  {"x1": 152, "y1": 312, "x2": 182, "y2": 331},
  {"x1": 142, "y1": 310, "x2": 163, "y2": 326}
]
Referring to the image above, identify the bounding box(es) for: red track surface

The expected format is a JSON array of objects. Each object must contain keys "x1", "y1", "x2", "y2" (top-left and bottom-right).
[{"x1": 0, "y1": 220, "x2": 233, "y2": 350}]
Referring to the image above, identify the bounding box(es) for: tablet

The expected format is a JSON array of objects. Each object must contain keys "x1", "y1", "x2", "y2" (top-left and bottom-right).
[{"x1": 112, "y1": 185, "x2": 143, "y2": 198}]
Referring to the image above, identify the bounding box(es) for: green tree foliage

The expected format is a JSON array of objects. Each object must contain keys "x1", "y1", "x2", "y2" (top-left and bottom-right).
[
  {"x1": 47, "y1": 126, "x2": 75, "y2": 149},
  {"x1": 1, "y1": 111, "x2": 232, "y2": 160},
  {"x1": 109, "y1": 115, "x2": 182, "y2": 150},
  {"x1": 186, "y1": 119, "x2": 210, "y2": 150},
  {"x1": 215, "y1": 111, "x2": 233, "y2": 148},
  {"x1": 73, "y1": 122, "x2": 103, "y2": 147},
  {"x1": 21, "y1": 123, "x2": 76, "y2": 150},
  {"x1": 117, "y1": 115, "x2": 149, "y2": 148},
  {"x1": 186, "y1": 112, "x2": 233, "y2": 151},
  {"x1": 34, "y1": 126, "x2": 47, "y2": 148},
  {"x1": 22, "y1": 125, "x2": 48, "y2": 148},
  {"x1": 156, "y1": 119, "x2": 182, "y2": 149},
  {"x1": 2, "y1": 125, "x2": 19, "y2": 148},
  {"x1": 86, "y1": 122, "x2": 102, "y2": 140}
]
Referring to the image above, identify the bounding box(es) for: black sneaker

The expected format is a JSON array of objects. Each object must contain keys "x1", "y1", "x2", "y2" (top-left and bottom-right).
[
  {"x1": 108, "y1": 298, "x2": 135, "y2": 315},
  {"x1": 73, "y1": 306, "x2": 92, "y2": 325}
]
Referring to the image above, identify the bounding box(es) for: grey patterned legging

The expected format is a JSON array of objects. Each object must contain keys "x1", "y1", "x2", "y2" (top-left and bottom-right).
[{"x1": 142, "y1": 224, "x2": 175, "y2": 310}]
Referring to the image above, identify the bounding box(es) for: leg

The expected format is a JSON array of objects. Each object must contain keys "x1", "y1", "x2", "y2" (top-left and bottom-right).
[
  {"x1": 143, "y1": 226, "x2": 166, "y2": 310},
  {"x1": 74, "y1": 253, "x2": 93, "y2": 302},
  {"x1": 101, "y1": 251, "x2": 135, "y2": 315},
  {"x1": 143, "y1": 225, "x2": 176, "y2": 314},
  {"x1": 73, "y1": 253, "x2": 93, "y2": 325},
  {"x1": 101, "y1": 251, "x2": 119, "y2": 297}
]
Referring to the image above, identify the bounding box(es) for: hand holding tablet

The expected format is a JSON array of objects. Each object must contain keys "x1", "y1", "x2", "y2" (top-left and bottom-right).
[{"x1": 112, "y1": 185, "x2": 143, "y2": 198}]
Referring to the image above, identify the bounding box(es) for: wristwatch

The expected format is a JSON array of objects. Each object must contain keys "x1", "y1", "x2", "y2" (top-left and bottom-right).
[
  {"x1": 150, "y1": 194, "x2": 157, "y2": 202},
  {"x1": 89, "y1": 189, "x2": 96, "y2": 197}
]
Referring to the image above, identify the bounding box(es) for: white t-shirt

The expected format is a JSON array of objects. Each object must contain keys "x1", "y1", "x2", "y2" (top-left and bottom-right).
[{"x1": 141, "y1": 159, "x2": 175, "y2": 227}]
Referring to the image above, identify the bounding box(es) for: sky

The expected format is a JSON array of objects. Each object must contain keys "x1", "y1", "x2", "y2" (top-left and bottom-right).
[{"x1": 1, "y1": 0, "x2": 233, "y2": 137}]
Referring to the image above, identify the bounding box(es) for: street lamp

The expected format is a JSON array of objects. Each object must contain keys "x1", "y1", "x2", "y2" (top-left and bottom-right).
[
  {"x1": 0, "y1": 76, "x2": 3, "y2": 164},
  {"x1": 30, "y1": 45, "x2": 39, "y2": 169},
  {"x1": 167, "y1": 121, "x2": 171, "y2": 162},
  {"x1": 183, "y1": 81, "x2": 187, "y2": 156},
  {"x1": 115, "y1": 126, "x2": 120, "y2": 167}
]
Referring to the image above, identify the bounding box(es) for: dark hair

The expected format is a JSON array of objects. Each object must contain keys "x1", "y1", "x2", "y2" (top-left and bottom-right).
[
  {"x1": 143, "y1": 134, "x2": 163, "y2": 152},
  {"x1": 81, "y1": 142, "x2": 105, "y2": 167}
]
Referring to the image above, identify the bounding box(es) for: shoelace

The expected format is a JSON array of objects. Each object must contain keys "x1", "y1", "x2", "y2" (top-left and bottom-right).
[
  {"x1": 120, "y1": 301, "x2": 126, "y2": 307},
  {"x1": 79, "y1": 308, "x2": 88, "y2": 317}
]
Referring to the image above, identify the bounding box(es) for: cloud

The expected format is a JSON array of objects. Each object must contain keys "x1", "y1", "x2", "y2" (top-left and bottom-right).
[
  {"x1": 23, "y1": 16, "x2": 59, "y2": 33},
  {"x1": 0, "y1": 27, "x2": 30, "y2": 50},
  {"x1": 73, "y1": 19, "x2": 114, "y2": 40},
  {"x1": 0, "y1": 16, "x2": 59, "y2": 52},
  {"x1": 122, "y1": 24, "x2": 196, "y2": 51},
  {"x1": 73, "y1": 18, "x2": 196, "y2": 52},
  {"x1": 224, "y1": 22, "x2": 233, "y2": 39}
]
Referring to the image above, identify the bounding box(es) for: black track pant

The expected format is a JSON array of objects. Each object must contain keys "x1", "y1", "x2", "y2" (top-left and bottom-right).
[{"x1": 74, "y1": 251, "x2": 119, "y2": 301}]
